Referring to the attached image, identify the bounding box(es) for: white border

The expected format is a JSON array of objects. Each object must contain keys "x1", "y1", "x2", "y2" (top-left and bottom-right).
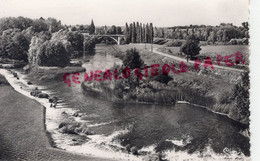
[{"x1": 249, "y1": 0, "x2": 260, "y2": 160}]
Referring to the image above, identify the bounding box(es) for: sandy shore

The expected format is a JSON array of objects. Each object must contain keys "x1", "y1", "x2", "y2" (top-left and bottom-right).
[{"x1": 0, "y1": 74, "x2": 115, "y2": 161}]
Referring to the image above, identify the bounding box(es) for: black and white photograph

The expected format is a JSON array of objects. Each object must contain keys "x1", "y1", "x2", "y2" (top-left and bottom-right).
[{"x1": 0, "y1": 0, "x2": 255, "y2": 160}]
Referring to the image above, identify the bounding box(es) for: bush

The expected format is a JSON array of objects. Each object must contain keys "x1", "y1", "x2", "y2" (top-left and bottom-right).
[
  {"x1": 230, "y1": 72, "x2": 250, "y2": 124},
  {"x1": 153, "y1": 39, "x2": 169, "y2": 45},
  {"x1": 219, "y1": 92, "x2": 232, "y2": 104},
  {"x1": 166, "y1": 40, "x2": 182, "y2": 47},
  {"x1": 229, "y1": 39, "x2": 238, "y2": 45}
]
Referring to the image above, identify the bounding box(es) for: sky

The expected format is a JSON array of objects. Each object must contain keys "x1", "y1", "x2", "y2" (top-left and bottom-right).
[{"x1": 0, "y1": 0, "x2": 249, "y2": 27}]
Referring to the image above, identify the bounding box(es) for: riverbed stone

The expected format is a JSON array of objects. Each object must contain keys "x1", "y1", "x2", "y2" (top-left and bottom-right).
[
  {"x1": 130, "y1": 146, "x2": 138, "y2": 155},
  {"x1": 27, "y1": 81, "x2": 33, "y2": 85},
  {"x1": 38, "y1": 93, "x2": 49, "y2": 99}
]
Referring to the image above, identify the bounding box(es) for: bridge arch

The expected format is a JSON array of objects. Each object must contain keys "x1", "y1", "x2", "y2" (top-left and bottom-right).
[
  {"x1": 107, "y1": 36, "x2": 119, "y2": 45},
  {"x1": 88, "y1": 34, "x2": 125, "y2": 45}
]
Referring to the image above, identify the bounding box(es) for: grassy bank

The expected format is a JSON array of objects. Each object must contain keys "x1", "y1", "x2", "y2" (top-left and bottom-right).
[
  {"x1": 26, "y1": 65, "x2": 86, "y2": 80},
  {"x1": 0, "y1": 74, "x2": 112, "y2": 160}
]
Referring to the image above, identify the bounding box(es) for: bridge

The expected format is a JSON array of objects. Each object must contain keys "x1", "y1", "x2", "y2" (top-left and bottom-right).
[{"x1": 83, "y1": 33, "x2": 125, "y2": 45}]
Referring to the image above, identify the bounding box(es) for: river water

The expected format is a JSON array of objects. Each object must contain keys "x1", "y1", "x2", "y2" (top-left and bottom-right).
[{"x1": 1, "y1": 45, "x2": 250, "y2": 160}]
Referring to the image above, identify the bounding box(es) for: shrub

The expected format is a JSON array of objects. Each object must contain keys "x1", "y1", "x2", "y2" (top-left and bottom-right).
[
  {"x1": 166, "y1": 40, "x2": 182, "y2": 47},
  {"x1": 219, "y1": 92, "x2": 232, "y2": 104},
  {"x1": 229, "y1": 39, "x2": 238, "y2": 45}
]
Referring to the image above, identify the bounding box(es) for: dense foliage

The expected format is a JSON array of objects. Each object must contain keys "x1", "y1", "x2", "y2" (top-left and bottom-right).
[
  {"x1": 37, "y1": 41, "x2": 70, "y2": 67},
  {"x1": 231, "y1": 71, "x2": 250, "y2": 123},
  {"x1": 0, "y1": 31, "x2": 30, "y2": 61},
  {"x1": 0, "y1": 16, "x2": 97, "y2": 66},
  {"x1": 180, "y1": 35, "x2": 201, "y2": 59},
  {"x1": 125, "y1": 22, "x2": 154, "y2": 44},
  {"x1": 154, "y1": 23, "x2": 249, "y2": 44},
  {"x1": 122, "y1": 48, "x2": 144, "y2": 69}
]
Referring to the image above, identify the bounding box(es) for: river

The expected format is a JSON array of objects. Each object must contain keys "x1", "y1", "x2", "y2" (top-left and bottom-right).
[{"x1": 1, "y1": 45, "x2": 250, "y2": 161}]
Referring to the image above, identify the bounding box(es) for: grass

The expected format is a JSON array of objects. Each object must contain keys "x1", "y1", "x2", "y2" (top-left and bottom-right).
[
  {"x1": 158, "y1": 45, "x2": 249, "y2": 67},
  {"x1": 27, "y1": 66, "x2": 86, "y2": 80},
  {"x1": 0, "y1": 74, "x2": 109, "y2": 161},
  {"x1": 0, "y1": 73, "x2": 9, "y2": 86}
]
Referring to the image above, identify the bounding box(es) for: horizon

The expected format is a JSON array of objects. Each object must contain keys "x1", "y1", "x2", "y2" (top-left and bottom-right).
[{"x1": 0, "y1": 0, "x2": 249, "y2": 27}]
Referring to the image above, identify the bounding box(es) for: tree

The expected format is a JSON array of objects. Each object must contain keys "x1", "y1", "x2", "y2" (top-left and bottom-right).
[
  {"x1": 46, "y1": 17, "x2": 63, "y2": 33},
  {"x1": 38, "y1": 41, "x2": 70, "y2": 67},
  {"x1": 71, "y1": 26, "x2": 77, "y2": 31},
  {"x1": 32, "y1": 19, "x2": 48, "y2": 33},
  {"x1": 28, "y1": 34, "x2": 51, "y2": 65},
  {"x1": 1, "y1": 32, "x2": 30, "y2": 61},
  {"x1": 136, "y1": 22, "x2": 140, "y2": 43},
  {"x1": 149, "y1": 23, "x2": 154, "y2": 43},
  {"x1": 142, "y1": 24, "x2": 146, "y2": 42},
  {"x1": 231, "y1": 71, "x2": 250, "y2": 124},
  {"x1": 129, "y1": 24, "x2": 133, "y2": 43},
  {"x1": 122, "y1": 48, "x2": 144, "y2": 69},
  {"x1": 125, "y1": 23, "x2": 130, "y2": 44},
  {"x1": 67, "y1": 31, "x2": 84, "y2": 58},
  {"x1": 79, "y1": 25, "x2": 84, "y2": 31},
  {"x1": 116, "y1": 26, "x2": 122, "y2": 34},
  {"x1": 111, "y1": 25, "x2": 117, "y2": 35},
  {"x1": 208, "y1": 31, "x2": 217, "y2": 43},
  {"x1": 89, "y1": 19, "x2": 95, "y2": 35},
  {"x1": 180, "y1": 35, "x2": 201, "y2": 60},
  {"x1": 145, "y1": 23, "x2": 149, "y2": 43},
  {"x1": 11, "y1": 32, "x2": 30, "y2": 61},
  {"x1": 242, "y1": 22, "x2": 249, "y2": 30},
  {"x1": 84, "y1": 37, "x2": 96, "y2": 54},
  {"x1": 140, "y1": 23, "x2": 143, "y2": 43},
  {"x1": 132, "y1": 22, "x2": 136, "y2": 43}
]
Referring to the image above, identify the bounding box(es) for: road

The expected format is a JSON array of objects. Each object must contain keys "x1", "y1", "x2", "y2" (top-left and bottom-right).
[{"x1": 152, "y1": 48, "x2": 245, "y2": 72}]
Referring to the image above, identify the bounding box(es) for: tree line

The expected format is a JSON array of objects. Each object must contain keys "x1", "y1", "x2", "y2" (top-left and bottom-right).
[
  {"x1": 0, "y1": 17, "x2": 96, "y2": 67},
  {"x1": 124, "y1": 22, "x2": 154, "y2": 44},
  {"x1": 154, "y1": 23, "x2": 249, "y2": 43}
]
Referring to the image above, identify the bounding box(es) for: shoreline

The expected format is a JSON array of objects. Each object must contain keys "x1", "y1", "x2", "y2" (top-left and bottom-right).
[
  {"x1": 82, "y1": 82, "x2": 248, "y2": 127},
  {"x1": 0, "y1": 71, "x2": 115, "y2": 161},
  {"x1": 0, "y1": 68, "x2": 249, "y2": 160}
]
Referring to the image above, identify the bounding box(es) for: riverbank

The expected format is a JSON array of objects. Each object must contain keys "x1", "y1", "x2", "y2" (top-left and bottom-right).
[{"x1": 0, "y1": 74, "x2": 114, "y2": 161}]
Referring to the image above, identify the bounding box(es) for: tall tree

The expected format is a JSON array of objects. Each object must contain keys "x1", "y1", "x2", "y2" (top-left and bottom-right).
[
  {"x1": 125, "y1": 23, "x2": 130, "y2": 44},
  {"x1": 140, "y1": 23, "x2": 143, "y2": 43},
  {"x1": 145, "y1": 23, "x2": 149, "y2": 43},
  {"x1": 136, "y1": 22, "x2": 140, "y2": 43},
  {"x1": 89, "y1": 19, "x2": 95, "y2": 35},
  {"x1": 129, "y1": 23, "x2": 133, "y2": 43},
  {"x1": 142, "y1": 24, "x2": 146, "y2": 43},
  {"x1": 132, "y1": 22, "x2": 137, "y2": 43}
]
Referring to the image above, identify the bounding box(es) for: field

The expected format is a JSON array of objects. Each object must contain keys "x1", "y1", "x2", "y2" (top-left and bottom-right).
[{"x1": 158, "y1": 45, "x2": 249, "y2": 66}]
